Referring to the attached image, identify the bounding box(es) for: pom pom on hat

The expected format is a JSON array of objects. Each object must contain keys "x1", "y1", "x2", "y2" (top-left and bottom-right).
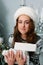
[{"x1": 14, "y1": 6, "x2": 39, "y2": 28}]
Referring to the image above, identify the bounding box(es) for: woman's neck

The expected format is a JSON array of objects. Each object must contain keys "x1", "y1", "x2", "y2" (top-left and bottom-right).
[{"x1": 21, "y1": 34, "x2": 27, "y2": 40}]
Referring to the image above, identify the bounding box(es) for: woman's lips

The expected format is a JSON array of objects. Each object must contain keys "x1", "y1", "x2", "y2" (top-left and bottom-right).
[{"x1": 21, "y1": 28, "x2": 26, "y2": 30}]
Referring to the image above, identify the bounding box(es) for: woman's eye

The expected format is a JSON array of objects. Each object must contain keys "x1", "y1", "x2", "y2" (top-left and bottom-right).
[
  {"x1": 18, "y1": 21, "x2": 22, "y2": 23},
  {"x1": 25, "y1": 21, "x2": 30, "y2": 24}
]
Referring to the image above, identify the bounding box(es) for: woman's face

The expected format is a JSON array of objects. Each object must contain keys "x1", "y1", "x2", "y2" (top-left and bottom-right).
[{"x1": 17, "y1": 14, "x2": 31, "y2": 35}]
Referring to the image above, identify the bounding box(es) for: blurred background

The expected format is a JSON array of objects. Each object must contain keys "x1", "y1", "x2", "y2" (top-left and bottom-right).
[{"x1": 0, "y1": 0, "x2": 43, "y2": 65}]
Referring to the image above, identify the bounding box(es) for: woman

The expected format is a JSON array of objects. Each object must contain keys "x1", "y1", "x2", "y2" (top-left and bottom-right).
[{"x1": 5, "y1": 6, "x2": 42, "y2": 65}]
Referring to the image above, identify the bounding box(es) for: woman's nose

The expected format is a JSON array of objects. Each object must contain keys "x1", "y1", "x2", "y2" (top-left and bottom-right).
[{"x1": 22, "y1": 22, "x2": 25, "y2": 27}]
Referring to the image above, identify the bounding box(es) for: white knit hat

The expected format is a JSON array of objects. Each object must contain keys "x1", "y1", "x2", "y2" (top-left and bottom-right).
[{"x1": 14, "y1": 6, "x2": 39, "y2": 28}]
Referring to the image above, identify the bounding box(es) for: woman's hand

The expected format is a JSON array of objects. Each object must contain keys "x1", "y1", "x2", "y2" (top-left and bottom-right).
[
  {"x1": 16, "y1": 50, "x2": 26, "y2": 65},
  {"x1": 4, "y1": 50, "x2": 16, "y2": 65}
]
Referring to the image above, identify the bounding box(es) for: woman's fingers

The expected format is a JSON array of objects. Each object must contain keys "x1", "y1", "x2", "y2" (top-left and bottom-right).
[
  {"x1": 23, "y1": 55, "x2": 27, "y2": 63},
  {"x1": 16, "y1": 50, "x2": 20, "y2": 61},
  {"x1": 20, "y1": 51, "x2": 23, "y2": 58},
  {"x1": 9, "y1": 50, "x2": 15, "y2": 58},
  {"x1": 4, "y1": 50, "x2": 16, "y2": 65},
  {"x1": 15, "y1": 50, "x2": 26, "y2": 65}
]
